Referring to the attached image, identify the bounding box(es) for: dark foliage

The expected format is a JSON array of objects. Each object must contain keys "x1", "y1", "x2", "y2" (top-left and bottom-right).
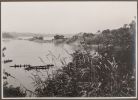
[
  {"x1": 34, "y1": 20, "x2": 136, "y2": 97},
  {"x1": 3, "y1": 85, "x2": 26, "y2": 97},
  {"x1": 34, "y1": 49, "x2": 135, "y2": 97},
  {"x1": 54, "y1": 35, "x2": 64, "y2": 39}
]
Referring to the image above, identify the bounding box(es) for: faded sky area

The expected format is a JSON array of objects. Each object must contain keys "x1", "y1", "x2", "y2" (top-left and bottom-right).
[{"x1": 1, "y1": 1, "x2": 137, "y2": 34}]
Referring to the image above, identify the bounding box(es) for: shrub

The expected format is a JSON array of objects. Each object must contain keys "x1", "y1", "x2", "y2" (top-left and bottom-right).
[
  {"x1": 34, "y1": 49, "x2": 135, "y2": 97},
  {"x1": 3, "y1": 85, "x2": 26, "y2": 97}
]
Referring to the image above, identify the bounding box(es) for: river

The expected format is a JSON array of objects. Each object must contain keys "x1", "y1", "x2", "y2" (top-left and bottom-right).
[{"x1": 2, "y1": 38, "x2": 74, "y2": 92}]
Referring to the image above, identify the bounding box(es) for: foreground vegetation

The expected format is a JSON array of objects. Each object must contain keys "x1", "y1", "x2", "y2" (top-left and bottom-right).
[
  {"x1": 3, "y1": 20, "x2": 136, "y2": 97},
  {"x1": 33, "y1": 20, "x2": 136, "y2": 97}
]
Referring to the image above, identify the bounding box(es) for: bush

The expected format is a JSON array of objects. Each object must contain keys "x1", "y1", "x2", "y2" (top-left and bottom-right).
[
  {"x1": 34, "y1": 49, "x2": 135, "y2": 97},
  {"x1": 3, "y1": 84, "x2": 26, "y2": 97}
]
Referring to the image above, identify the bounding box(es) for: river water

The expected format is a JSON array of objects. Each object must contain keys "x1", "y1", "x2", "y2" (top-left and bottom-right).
[{"x1": 2, "y1": 38, "x2": 74, "y2": 91}]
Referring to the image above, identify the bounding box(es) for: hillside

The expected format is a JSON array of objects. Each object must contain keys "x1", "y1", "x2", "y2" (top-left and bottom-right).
[{"x1": 2, "y1": 32, "x2": 17, "y2": 39}]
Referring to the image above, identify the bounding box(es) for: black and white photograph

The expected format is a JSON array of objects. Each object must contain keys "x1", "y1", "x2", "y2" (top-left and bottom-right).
[{"x1": 1, "y1": 1, "x2": 137, "y2": 99}]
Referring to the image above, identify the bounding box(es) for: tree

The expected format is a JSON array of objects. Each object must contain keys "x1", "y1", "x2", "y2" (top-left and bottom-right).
[{"x1": 54, "y1": 35, "x2": 64, "y2": 39}]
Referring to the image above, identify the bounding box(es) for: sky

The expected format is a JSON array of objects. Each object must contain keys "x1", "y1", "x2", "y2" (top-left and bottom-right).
[{"x1": 1, "y1": 1, "x2": 137, "y2": 34}]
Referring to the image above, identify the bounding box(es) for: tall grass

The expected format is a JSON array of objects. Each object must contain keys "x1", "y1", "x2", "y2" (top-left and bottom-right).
[
  {"x1": 33, "y1": 41, "x2": 135, "y2": 97},
  {"x1": 33, "y1": 23, "x2": 136, "y2": 96}
]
